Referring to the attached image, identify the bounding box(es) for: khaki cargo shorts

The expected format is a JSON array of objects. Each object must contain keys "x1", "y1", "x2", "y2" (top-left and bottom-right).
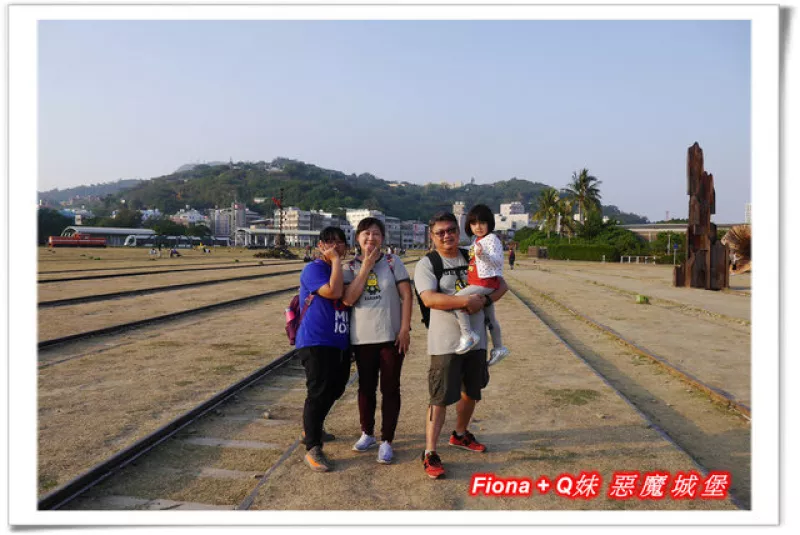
[{"x1": 428, "y1": 350, "x2": 489, "y2": 406}]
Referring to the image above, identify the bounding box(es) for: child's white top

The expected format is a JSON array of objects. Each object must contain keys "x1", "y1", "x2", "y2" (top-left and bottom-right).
[{"x1": 472, "y1": 233, "x2": 504, "y2": 278}]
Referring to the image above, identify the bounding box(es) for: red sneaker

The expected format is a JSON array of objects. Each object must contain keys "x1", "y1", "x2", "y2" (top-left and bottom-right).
[
  {"x1": 448, "y1": 430, "x2": 487, "y2": 452},
  {"x1": 422, "y1": 451, "x2": 445, "y2": 479}
]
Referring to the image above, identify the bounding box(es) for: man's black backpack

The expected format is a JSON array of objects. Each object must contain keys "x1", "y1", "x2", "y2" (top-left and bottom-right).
[{"x1": 415, "y1": 248, "x2": 470, "y2": 329}]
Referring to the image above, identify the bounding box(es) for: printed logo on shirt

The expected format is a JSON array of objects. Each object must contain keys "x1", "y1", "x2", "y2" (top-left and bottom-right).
[
  {"x1": 365, "y1": 271, "x2": 380, "y2": 295},
  {"x1": 333, "y1": 300, "x2": 349, "y2": 335}
]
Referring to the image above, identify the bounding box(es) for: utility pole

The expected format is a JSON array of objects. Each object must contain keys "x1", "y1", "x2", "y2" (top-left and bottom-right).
[{"x1": 278, "y1": 187, "x2": 285, "y2": 248}]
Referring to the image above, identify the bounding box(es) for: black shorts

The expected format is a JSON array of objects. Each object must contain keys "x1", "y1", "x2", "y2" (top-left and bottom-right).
[{"x1": 428, "y1": 350, "x2": 489, "y2": 406}]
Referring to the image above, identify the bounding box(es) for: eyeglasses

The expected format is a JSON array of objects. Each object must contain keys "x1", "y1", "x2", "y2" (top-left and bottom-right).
[{"x1": 432, "y1": 227, "x2": 458, "y2": 239}]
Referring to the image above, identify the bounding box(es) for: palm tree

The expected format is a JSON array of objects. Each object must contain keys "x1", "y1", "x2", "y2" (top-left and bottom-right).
[
  {"x1": 533, "y1": 188, "x2": 560, "y2": 237},
  {"x1": 566, "y1": 168, "x2": 602, "y2": 225},
  {"x1": 557, "y1": 195, "x2": 577, "y2": 240}
]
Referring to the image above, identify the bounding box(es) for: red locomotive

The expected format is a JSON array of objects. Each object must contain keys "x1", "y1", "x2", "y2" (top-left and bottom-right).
[{"x1": 48, "y1": 233, "x2": 107, "y2": 247}]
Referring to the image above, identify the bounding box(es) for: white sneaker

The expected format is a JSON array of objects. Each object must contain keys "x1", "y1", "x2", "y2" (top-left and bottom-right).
[
  {"x1": 377, "y1": 441, "x2": 393, "y2": 464},
  {"x1": 352, "y1": 432, "x2": 377, "y2": 452},
  {"x1": 488, "y1": 347, "x2": 510, "y2": 366},
  {"x1": 455, "y1": 331, "x2": 481, "y2": 355}
]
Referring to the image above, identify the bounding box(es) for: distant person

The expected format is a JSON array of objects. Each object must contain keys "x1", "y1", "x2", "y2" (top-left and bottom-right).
[
  {"x1": 452, "y1": 204, "x2": 510, "y2": 367},
  {"x1": 414, "y1": 212, "x2": 508, "y2": 479},
  {"x1": 342, "y1": 218, "x2": 412, "y2": 465},
  {"x1": 508, "y1": 248, "x2": 516, "y2": 270},
  {"x1": 295, "y1": 227, "x2": 351, "y2": 473}
]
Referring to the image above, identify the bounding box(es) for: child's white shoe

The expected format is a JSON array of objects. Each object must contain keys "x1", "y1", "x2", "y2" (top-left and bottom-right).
[
  {"x1": 488, "y1": 347, "x2": 510, "y2": 366},
  {"x1": 455, "y1": 331, "x2": 481, "y2": 354}
]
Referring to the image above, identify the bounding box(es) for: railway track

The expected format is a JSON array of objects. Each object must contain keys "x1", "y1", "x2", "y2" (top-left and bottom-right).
[
  {"x1": 38, "y1": 349, "x2": 304, "y2": 510},
  {"x1": 38, "y1": 285, "x2": 299, "y2": 351},
  {"x1": 38, "y1": 259, "x2": 271, "y2": 275},
  {"x1": 38, "y1": 261, "x2": 301, "y2": 283},
  {"x1": 38, "y1": 268, "x2": 304, "y2": 308},
  {"x1": 39, "y1": 265, "x2": 746, "y2": 510}
]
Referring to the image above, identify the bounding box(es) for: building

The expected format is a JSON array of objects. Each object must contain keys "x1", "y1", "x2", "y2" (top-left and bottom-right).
[
  {"x1": 140, "y1": 209, "x2": 162, "y2": 222},
  {"x1": 171, "y1": 207, "x2": 209, "y2": 226},
  {"x1": 274, "y1": 207, "x2": 324, "y2": 232},
  {"x1": 210, "y1": 208, "x2": 231, "y2": 238},
  {"x1": 499, "y1": 202, "x2": 525, "y2": 216},
  {"x1": 745, "y1": 203, "x2": 752, "y2": 224},
  {"x1": 401, "y1": 220, "x2": 428, "y2": 249},
  {"x1": 494, "y1": 212, "x2": 530, "y2": 236},
  {"x1": 452, "y1": 202, "x2": 469, "y2": 243},
  {"x1": 384, "y1": 216, "x2": 402, "y2": 247},
  {"x1": 314, "y1": 211, "x2": 354, "y2": 245}
]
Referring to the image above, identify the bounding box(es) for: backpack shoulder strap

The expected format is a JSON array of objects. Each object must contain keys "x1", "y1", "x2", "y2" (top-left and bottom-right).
[
  {"x1": 458, "y1": 247, "x2": 470, "y2": 262},
  {"x1": 426, "y1": 251, "x2": 445, "y2": 291},
  {"x1": 298, "y1": 294, "x2": 314, "y2": 323}
]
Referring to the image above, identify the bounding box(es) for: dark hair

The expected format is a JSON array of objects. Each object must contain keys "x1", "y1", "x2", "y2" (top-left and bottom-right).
[
  {"x1": 428, "y1": 211, "x2": 458, "y2": 230},
  {"x1": 318, "y1": 226, "x2": 347, "y2": 245},
  {"x1": 356, "y1": 217, "x2": 385, "y2": 238},
  {"x1": 465, "y1": 204, "x2": 495, "y2": 237}
]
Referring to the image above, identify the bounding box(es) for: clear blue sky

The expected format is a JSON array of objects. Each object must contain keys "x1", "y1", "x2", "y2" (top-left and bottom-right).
[{"x1": 38, "y1": 20, "x2": 751, "y2": 222}]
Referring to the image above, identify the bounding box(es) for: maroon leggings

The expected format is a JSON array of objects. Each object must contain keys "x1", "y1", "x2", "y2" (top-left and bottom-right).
[{"x1": 353, "y1": 342, "x2": 405, "y2": 443}]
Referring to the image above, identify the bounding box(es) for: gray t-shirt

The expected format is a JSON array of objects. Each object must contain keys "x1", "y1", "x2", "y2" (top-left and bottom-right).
[
  {"x1": 343, "y1": 254, "x2": 410, "y2": 345},
  {"x1": 414, "y1": 250, "x2": 487, "y2": 356}
]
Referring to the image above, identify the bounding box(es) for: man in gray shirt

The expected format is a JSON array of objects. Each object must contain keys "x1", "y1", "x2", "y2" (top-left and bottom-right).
[{"x1": 414, "y1": 212, "x2": 508, "y2": 479}]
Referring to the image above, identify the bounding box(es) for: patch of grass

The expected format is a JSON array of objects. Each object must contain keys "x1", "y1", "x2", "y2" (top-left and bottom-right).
[
  {"x1": 545, "y1": 388, "x2": 601, "y2": 406},
  {"x1": 175, "y1": 380, "x2": 194, "y2": 387},
  {"x1": 212, "y1": 365, "x2": 236, "y2": 375},
  {"x1": 39, "y1": 474, "x2": 60, "y2": 493}
]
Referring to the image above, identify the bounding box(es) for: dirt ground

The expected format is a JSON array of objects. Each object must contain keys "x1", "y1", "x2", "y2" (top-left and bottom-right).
[
  {"x1": 38, "y1": 294, "x2": 296, "y2": 495},
  {"x1": 247, "y1": 290, "x2": 738, "y2": 511},
  {"x1": 39, "y1": 253, "x2": 747, "y2": 511},
  {"x1": 507, "y1": 260, "x2": 751, "y2": 408}
]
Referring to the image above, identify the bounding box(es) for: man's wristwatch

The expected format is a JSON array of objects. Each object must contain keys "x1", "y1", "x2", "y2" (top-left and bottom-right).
[{"x1": 484, "y1": 295, "x2": 493, "y2": 308}]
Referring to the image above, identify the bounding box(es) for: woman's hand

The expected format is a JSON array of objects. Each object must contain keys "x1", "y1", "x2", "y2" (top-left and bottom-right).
[
  {"x1": 395, "y1": 327, "x2": 411, "y2": 355},
  {"x1": 361, "y1": 244, "x2": 381, "y2": 271}
]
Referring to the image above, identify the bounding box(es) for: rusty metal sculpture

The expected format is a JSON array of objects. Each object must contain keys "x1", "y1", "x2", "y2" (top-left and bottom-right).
[{"x1": 673, "y1": 143, "x2": 730, "y2": 290}]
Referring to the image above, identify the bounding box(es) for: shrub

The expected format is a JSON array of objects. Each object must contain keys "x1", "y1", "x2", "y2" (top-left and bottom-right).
[{"x1": 546, "y1": 244, "x2": 619, "y2": 262}]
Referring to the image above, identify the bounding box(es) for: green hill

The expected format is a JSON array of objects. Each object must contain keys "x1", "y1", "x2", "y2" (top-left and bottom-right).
[{"x1": 39, "y1": 158, "x2": 649, "y2": 223}]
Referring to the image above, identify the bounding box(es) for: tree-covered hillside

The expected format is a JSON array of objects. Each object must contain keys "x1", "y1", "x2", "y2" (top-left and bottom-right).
[
  {"x1": 38, "y1": 179, "x2": 145, "y2": 204},
  {"x1": 40, "y1": 158, "x2": 649, "y2": 223}
]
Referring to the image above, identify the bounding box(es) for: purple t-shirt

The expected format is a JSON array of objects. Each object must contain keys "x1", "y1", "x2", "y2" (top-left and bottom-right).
[{"x1": 296, "y1": 260, "x2": 350, "y2": 350}]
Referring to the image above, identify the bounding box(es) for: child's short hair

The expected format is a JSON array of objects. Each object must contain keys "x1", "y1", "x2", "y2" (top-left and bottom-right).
[
  {"x1": 318, "y1": 226, "x2": 347, "y2": 245},
  {"x1": 465, "y1": 204, "x2": 496, "y2": 237}
]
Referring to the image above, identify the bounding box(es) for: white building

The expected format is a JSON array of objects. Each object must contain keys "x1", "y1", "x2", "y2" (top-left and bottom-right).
[
  {"x1": 140, "y1": 208, "x2": 162, "y2": 221},
  {"x1": 500, "y1": 202, "x2": 525, "y2": 216},
  {"x1": 745, "y1": 203, "x2": 752, "y2": 224},
  {"x1": 171, "y1": 207, "x2": 209, "y2": 226},
  {"x1": 494, "y1": 212, "x2": 530, "y2": 235}
]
